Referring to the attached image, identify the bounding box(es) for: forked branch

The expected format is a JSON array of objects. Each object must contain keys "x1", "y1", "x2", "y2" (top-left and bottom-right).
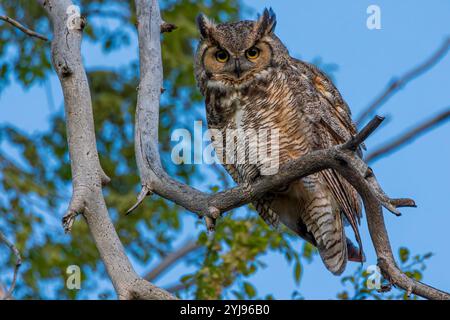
[{"x1": 38, "y1": 0, "x2": 174, "y2": 300}]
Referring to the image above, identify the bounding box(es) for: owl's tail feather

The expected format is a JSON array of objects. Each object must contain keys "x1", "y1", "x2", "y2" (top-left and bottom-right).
[
  {"x1": 302, "y1": 194, "x2": 348, "y2": 276},
  {"x1": 347, "y1": 238, "x2": 365, "y2": 263}
]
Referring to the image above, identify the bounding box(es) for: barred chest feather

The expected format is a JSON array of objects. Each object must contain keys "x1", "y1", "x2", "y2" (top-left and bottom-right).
[{"x1": 205, "y1": 70, "x2": 314, "y2": 182}]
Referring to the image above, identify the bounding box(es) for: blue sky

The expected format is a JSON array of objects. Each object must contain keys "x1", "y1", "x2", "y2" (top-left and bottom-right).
[{"x1": 1, "y1": 0, "x2": 450, "y2": 299}]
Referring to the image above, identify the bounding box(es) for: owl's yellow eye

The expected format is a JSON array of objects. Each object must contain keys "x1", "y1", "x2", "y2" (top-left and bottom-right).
[
  {"x1": 246, "y1": 47, "x2": 260, "y2": 60},
  {"x1": 215, "y1": 50, "x2": 229, "y2": 63}
]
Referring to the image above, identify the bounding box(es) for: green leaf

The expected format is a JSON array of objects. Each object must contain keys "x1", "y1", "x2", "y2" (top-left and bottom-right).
[
  {"x1": 399, "y1": 247, "x2": 410, "y2": 263},
  {"x1": 294, "y1": 261, "x2": 302, "y2": 285},
  {"x1": 243, "y1": 282, "x2": 256, "y2": 299}
]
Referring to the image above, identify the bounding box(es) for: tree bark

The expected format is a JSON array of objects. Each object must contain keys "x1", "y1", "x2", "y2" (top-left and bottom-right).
[
  {"x1": 38, "y1": 0, "x2": 175, "y2": 300},
  {"x1": 36, "y1": 0, "x2": 450, "y2": 300}
]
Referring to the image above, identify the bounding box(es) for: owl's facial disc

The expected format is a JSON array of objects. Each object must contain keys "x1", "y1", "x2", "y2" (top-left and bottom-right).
[
  {"x1": 196, "y1": 9, "x2": 278, "y2": 87},
  {"x1": 203, "y1": 42, "x2": 272, "y2": 83}
]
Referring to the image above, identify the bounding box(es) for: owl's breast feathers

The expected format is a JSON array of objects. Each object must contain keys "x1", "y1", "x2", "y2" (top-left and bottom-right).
[{"x1": 203, "y1": 59, "x2": 364, "y2": 274}]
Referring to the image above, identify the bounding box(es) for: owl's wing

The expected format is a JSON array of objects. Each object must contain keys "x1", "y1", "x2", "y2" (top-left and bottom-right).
[
  {"x1": 305, "y1": 62, "x2": 361, "y2": 147},
  {"x1": 293, "y1": 60, "x2": 363, "y2": 252}
]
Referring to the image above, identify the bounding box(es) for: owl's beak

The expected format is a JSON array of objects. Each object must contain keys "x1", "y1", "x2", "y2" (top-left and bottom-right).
[{"x1": 234, "y1": 58, "x2": 242, "y2": 78}]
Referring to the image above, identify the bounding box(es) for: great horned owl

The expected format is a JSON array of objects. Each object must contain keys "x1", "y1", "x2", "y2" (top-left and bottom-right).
[{"x1": 194, "y1": 9, "x2": 364, "y2": 275}]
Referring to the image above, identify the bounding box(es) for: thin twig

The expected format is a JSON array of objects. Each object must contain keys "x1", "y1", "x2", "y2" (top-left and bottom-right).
[
  {"x1": 144, "y1": 240, "x2": 201, "y2": 282},
  {"x1": 165, "y1": 278, "x2": 195, "y2": 294},
  {"x1": 126, "y1": 185, "x2": 151, "y2": 215},
  {"x1": 343, "y1": 115, "x2": 385, "y2": 150},
  {"x1": 356, "y1": 37, "x2": 450, "y2": 125},
  {"x1": 366, "y1": 107, "x2": 450, "y2": 163},
  {"x1": 0, "y1": 15, "x2": 48, "y2": 41},
  {"x1": 0, "y1": 231, "x2": 22, "y2": 300}
]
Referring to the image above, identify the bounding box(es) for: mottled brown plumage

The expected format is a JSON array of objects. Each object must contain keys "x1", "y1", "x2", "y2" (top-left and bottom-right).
[{"x1": 194, "y1": 9, "x2": 364, "y2": 275}]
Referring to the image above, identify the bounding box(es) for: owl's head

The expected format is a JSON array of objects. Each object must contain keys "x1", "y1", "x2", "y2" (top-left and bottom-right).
[{"x1": 194, "y1": 8, "x2": 289, "y2": 91}]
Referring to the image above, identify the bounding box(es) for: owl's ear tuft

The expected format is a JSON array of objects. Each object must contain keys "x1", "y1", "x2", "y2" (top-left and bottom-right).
[
  {"x1": 196, "y1": 14, "x2": 217, "y2": 40},
  {"x1": 255, "y1": 8, "x2": 277, "y2": 37}
]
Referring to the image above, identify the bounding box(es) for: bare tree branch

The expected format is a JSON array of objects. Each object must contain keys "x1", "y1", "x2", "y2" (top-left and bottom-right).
[
  {"x1": 128, "y1": 1, "x2": 450, "y2": 299},
  {"x1": 0, "y1": 15, "x2": 48, "y2": 41},
  {"x1": 144, "y1": 240, "x2": 201, "y2": 282},
  {"x1": 356, "y1": 37, "x2": 450, "y2": 125},
  {"x1": 366, "y1": 107, "x2": 450, "y2": 163},
  {"x1": 38, "y1": 0, "x2": 175, "y2": 300},
  {"x1": 0, "y1": 231, "x2": 21, "y2": 300},
  {"x1": 332, "y1": 147, "x2": 450, "y2": 300}
]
